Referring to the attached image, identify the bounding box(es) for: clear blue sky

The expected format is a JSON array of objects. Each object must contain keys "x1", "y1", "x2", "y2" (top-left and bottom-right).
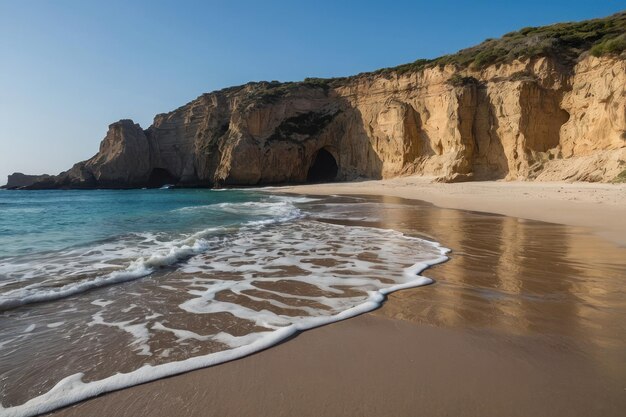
[{"x1": 1, "y1": 0, "x2": 623, "y2": 183}]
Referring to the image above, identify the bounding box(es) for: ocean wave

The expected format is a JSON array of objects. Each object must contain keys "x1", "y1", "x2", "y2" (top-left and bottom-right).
[
  {"x1": 0, "y1": 219, "x2": 448, "y2": 417},
  {"x1": 174, "y1": 198, "x2": 307, "y2": 223},
  {"x1": 0, "y1": 198, "x2": 307, "y2": 310},
  {"x1": 0, "y1": 193, "x2": 451, "y2": 417},
  {"x1": 0, "y1": 232, "x2": 217, "y2": 311}
]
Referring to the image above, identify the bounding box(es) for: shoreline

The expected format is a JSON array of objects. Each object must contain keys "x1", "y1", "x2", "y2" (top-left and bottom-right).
[
  {"x1": 272, "y1": 177, "x2": 626, "y2": 246},
  {"x1": 50, "y1": 314, "x2": 626, "y2": 417},
  {"x1": 50, "y1": 189, "x2": 626, "y2": 417}
]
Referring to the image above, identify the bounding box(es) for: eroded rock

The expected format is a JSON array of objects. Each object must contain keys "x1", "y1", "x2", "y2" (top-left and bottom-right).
[{"x1": 25, "y1": 55, "x2": 626, "y2": 189}]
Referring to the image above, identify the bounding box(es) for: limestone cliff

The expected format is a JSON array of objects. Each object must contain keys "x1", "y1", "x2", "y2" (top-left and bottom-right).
[{"x1": 26, "y1": 13, "x2": 626, "y2": 189}]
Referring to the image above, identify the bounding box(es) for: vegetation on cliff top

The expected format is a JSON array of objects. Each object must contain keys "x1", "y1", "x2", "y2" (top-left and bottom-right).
[
  {"x1": 227, "y1": 12, "x2": 625, "y2": 105},
  {"x1": 241, "y1": 78, "x2": 349, "y2": 105},
  {"x1": 371, "y1": 11, "x2": 626, "y2": 76}
]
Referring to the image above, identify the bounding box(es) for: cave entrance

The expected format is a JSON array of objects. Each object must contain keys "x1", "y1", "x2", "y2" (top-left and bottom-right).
[
  {"x1": 147, "y1": 168, "x2": 178, "y2": 188},
  {"x1": 307, "y1": 148, "x2": 338, "y2": 183}
]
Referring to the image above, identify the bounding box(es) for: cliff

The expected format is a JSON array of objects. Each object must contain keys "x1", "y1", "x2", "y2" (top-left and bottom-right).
[
  {"x1": 2, "y1": 173, "x2": 52, "y2": 189},
  {"x1": 27, "y1": 12, "x2": 626, "y2": 189}
]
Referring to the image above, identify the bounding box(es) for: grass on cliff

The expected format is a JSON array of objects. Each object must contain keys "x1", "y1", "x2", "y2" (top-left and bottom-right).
[
  {"x1": 242, "y1": 78, "x2": 348, "y2": 105},
  {"x1": 375, "y1": 11, "x2": 625, "y2": 75},
  {"x1": 590, "y1": 33, "x2": 626, "y2": 56},
  {"x1": 446, "y1": 74, "x2": 480, "y2": 87},
  {"x1": 241, "y1": 12, "x2": 625, "y2": 100}
]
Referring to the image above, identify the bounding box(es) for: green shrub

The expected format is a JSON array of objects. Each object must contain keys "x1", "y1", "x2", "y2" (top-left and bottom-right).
[
  {"x1": 590, "y1": 34, "x2": 626, "y2": 56},
  {"x1": 246, "y1": 12, "x2": 626, "y2": 92},
  {"x1": 446, "y1": 74, "x2": 479, "y2": 87},
  {"x1": 374, "y1": 11, "x2": 626, "y2": 75},
  {"x1": 509, "y1": 71, "x2": 538, "y2": 82}
]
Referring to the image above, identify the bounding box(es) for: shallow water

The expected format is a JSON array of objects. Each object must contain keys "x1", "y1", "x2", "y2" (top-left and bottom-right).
[
  {"x1": 41, "y1": 193, "x2": 626, "y2": 417},
  {"x1": 0, "y1": 190, "x2": 447, "y2": 416},
  {"x1": 321, "y1": 195, "x2": 626, "y2": 377},
  {"x1": 2, "y1": 190, "x2": 626, "y2": 417}
]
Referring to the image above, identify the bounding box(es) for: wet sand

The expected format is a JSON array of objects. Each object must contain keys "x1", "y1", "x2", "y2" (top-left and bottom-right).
[
  {"x1": 51, "y1": 194, "x2": 626, "y2": 417},
  {"x1": 277, "y1": 178, "x2": 626, "y2": 245}
]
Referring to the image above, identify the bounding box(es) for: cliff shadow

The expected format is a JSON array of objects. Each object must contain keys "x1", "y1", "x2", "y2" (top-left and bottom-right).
[
  {"x1": 307, "y1": 148, "x2": 339, "y2": 182},
  {"x1": 286, "y1": 94, "x2": 384, "y2": 184},
  {"x1": 328, "y1": 96, "x2": 384, "y2": 181},
  {"x1": 147, "y1": 168, "x2": 179, "y2": 188},
  {"x1": 413, "y1": 108, "x2": 437, "y2": 158},
  {"x1": 471, "y1": 85, "x2": 509, "y2": 180}
]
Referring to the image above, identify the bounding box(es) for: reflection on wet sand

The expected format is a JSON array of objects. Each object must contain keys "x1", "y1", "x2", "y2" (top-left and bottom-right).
[
  {"x1": 45, "y1": 194, "x2": 626, "y2": 417},
  {"x1": 3, "y1": 193, "x2": 626, "y2": 415},
  {"x1": 0, "y1": 212, "x2": 443, "y2": 410},
  {"x1": 321, "y1": 195, "x2": 626, "y2": 379}
]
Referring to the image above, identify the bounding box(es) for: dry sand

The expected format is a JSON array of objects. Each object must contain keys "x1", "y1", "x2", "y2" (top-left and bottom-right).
[
  {"x1": 51, "y1": 186, "x2": 626, "y2": 417},
  {"x1": 276, "y1": 177, "x2": 626, "y2": 246}
]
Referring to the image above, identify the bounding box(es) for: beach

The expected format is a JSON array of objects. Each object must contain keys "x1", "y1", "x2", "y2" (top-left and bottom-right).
[
  {"x1": 3, "y1": 3, "x2": 626, "y2": 416},
  {"x1": 277, "y1": 177, "x2": 626, "y2": 246},
  {"x1": 49, "y1": 180, "x2": 626, "y2": 417}
]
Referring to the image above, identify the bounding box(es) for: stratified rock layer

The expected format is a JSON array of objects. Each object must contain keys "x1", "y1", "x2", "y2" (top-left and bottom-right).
[{"x1": 28, "y1": 55, "x2": 626, "y2": 189}]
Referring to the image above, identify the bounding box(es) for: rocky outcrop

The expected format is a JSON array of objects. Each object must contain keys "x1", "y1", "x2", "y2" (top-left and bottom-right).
[
  {"x1": 24, "y1": 21, "x2": 626, "y2": 189},
  {"x1": 3, "y1": 173, "x2": 51, "y2": 189}
]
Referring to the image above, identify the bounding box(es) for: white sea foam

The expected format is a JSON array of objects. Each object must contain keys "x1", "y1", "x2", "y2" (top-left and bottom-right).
[
  {"x1": 0, "y1": 195, "x2": 450, "y2": 417},
  {"x1": 89, "y1": 312, "x2": 152, "y2": 356},
  {"x1": 173, "y1": 204, "x2": 218, "y2": 212},
  {"x1": 1, "y1": 257, "x2": 445, "y2": 417},
  {"x1": 121, "y1": 304, "x2": 137, "y2": 313},
  {"x1": 0, "y1": 262, "x2": 153, "y2": 310},
  {"x1": 22, "y1": 324, "x2": 35, "y2": 333},
  {"x1": 91, "y1": 299, "x2": 114, "y2": 307},
  {"x1": 0, "y1": 216, "x2": 449, "y2": 417},
  {"x1": 0, "y1": 197, "x2": 304, "y2": 309},
  {"x1": 0, "y1": 228, "x2": 223, "y2": 310},
  {"x1": 216, "y1": 200, "x2": 303, "y2": 218}
]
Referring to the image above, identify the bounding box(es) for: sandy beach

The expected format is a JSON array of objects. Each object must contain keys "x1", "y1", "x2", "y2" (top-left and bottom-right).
[
  {"x1": 277, "y1": 177, "x2": 626, "y2": 246},
  {"x1": 50, "y1": 181, "x2": 626, "y2": 417},
  {"x1": 48, "y1": 314, "x2": 626, "y2": 417}
]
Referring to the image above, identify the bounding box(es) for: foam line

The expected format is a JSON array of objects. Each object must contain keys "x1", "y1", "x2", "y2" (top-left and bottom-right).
[
  {"x1": 0, "y1": 266, "x2": 153, "y2": 311},
  {"x1": 0, "y1": 228, "x2": 219, "y2": 310},
  {"x1": 0, "y1": 198, "x2": 305, "y2": 310},
  {"x1": 0, "y1": 241, "x2": 448, "y2": 417}
]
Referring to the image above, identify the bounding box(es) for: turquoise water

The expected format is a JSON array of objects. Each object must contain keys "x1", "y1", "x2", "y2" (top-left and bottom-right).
[
  {"x1": 0, "y1": 188, "x2": 265, "y2": 258},
  {"x1": 0, "y1": 188, "x2": 309, "y2": 310}
]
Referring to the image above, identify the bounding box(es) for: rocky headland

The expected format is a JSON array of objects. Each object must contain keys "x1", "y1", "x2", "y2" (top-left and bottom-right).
[
  {"x1": 2, "y1": 173, "x2": 52, "y2": 189},
  {"x1": 16, "y1": 12, "x2": 626, "y2": 189}
]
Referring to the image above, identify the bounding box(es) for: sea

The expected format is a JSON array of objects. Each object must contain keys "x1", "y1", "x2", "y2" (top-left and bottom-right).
[{"x1": 0, "y1": 188, "x2": 447, "y2": 416}]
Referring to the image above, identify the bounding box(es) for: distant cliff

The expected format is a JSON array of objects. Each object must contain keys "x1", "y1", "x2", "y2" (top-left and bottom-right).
[
  {"x1": 26, "y1": 12, "x2": 626, "y2": 189},
  {"x1": 3, "y1": 173, "x2": 52, "y2": 189}
]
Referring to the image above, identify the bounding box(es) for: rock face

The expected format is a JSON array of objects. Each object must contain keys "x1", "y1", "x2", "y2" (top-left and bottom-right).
[
  {"x1": 3, "y1": 173, "x2": 52, "y2": 189},
  {"x1": 26, "y1": 38, "x2": 626, "y2": 189}
]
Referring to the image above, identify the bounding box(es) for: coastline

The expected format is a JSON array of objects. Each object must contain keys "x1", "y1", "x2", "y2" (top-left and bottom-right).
[
  {"x1": 50, "y1": 188, "x2": 626, "y2": 417},
  {"x1": 49, "y1": 314, "x2": 626, "y2": 417},
  {"x1": 273, "y1": 177, "x2": 626, "y2": 246},
  {"x1": 4, "y1": 6, "x2": 626, "y2": 417}
]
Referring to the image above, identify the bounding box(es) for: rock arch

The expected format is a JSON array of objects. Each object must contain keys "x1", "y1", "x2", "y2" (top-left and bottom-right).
[{"x1": 147, "y1": 168, "x2": 179, "y2": 188}]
